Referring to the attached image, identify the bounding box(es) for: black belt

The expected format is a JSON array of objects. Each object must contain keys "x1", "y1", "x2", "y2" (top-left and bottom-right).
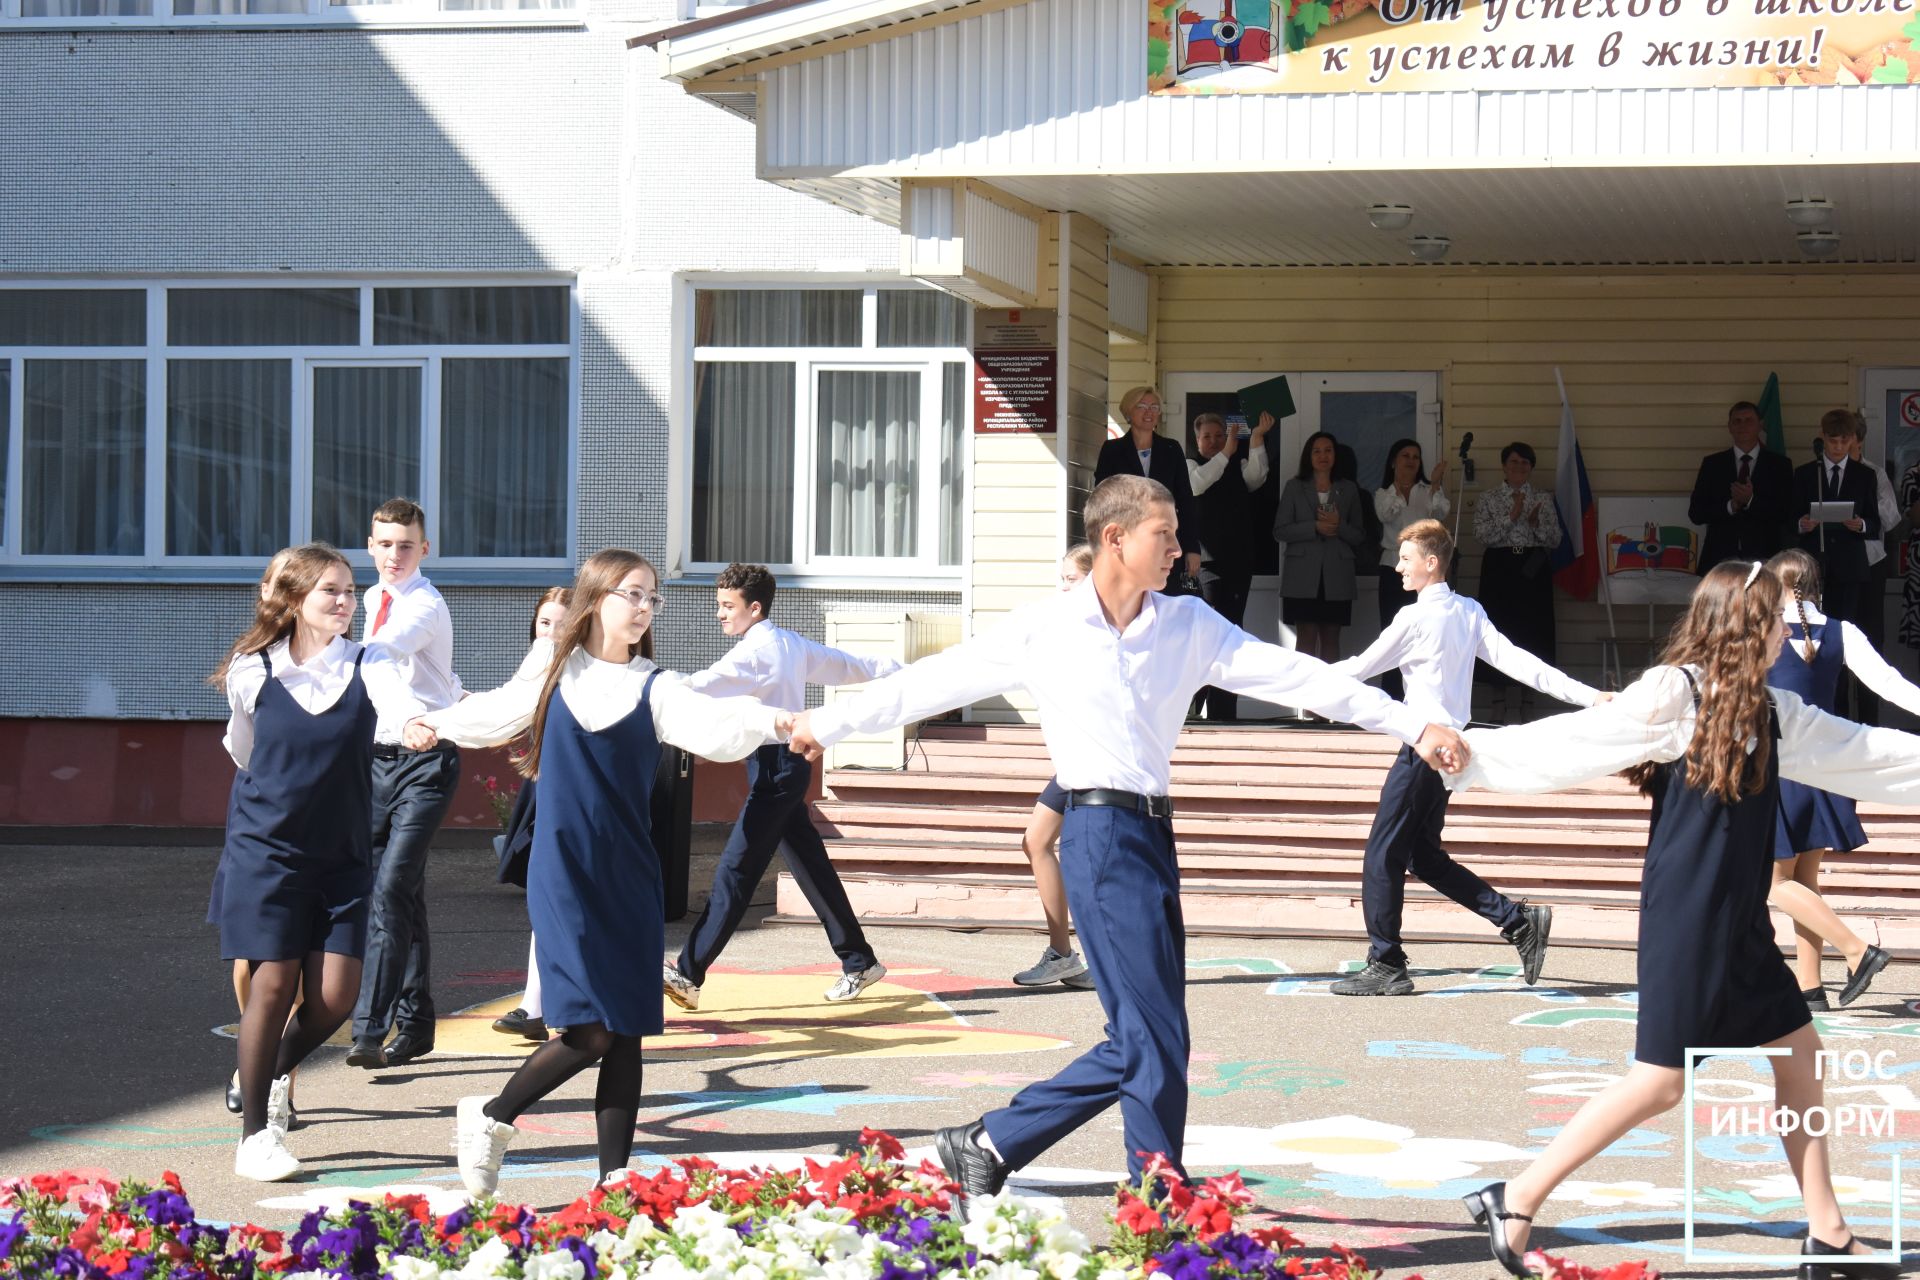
[
  {"x1": 1066, "y1": 788, "x2": 1173, "y2": 819},
  {"x1": 373, "y1": 742, "x2": 457, "y2": 760}
]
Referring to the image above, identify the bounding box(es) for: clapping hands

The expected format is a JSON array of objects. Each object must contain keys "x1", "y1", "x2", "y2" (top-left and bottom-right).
[{"x1": 402, "y1": 719, "x2": 439, "y2": 751}]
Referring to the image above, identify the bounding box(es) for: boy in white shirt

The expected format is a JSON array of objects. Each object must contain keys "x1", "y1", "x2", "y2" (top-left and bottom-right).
[
  {"x1": 1328, "y1": 518, "x2": 1606, "y2": 996},
  {"x1": 347, "y1": 499, "x2": 464, "y2": 1070},
  {"x1": 663, "y1": 563, "x2": 903, "y2": 1009},
  {"x1": 789, "y1": 476, "x2": 1466, "y2": 1212}
]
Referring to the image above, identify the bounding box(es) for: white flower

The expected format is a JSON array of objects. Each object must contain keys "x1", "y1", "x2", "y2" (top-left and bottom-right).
[
  {"x1": 456, "y1": 1237, "x2": 514, "y2": 1280},
  {"x1": 1038, "y1": 1219, "x2": 1089, "y2": 1256},
  {"x1": 974, "y1": 1262, "x2": 1041, "y2": 1280},
  {"x1": 383, "y1": 1257, "x2": 446, "y2": 1280},
  {"x1": 606, "y1": 1267, "x2": 630, "y2": 1280},
  {"x1": 961, "y1": 1212, "x2": 1020, "y2": 1259},
  {"x1": 1097, "y1": 1268, "x2": 1135, "y2": 1280},
  {"x1": 522, "y1": 1251, "x2": 586, "y2": 1280},
  {"x1": 670, "y1": 1202, "x2": 736, "y2": 1240}
]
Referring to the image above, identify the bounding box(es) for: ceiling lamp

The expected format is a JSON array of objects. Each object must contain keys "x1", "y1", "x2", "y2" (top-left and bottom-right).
[
  {"x1": 1784, "y1": 198, "x2": 1835, "y2": 228},
  {"x1": 1796, "y1": 230, "x2": 1842, "y2": 258},
  {"x1": 1407, "y1": 234, "x2": 1451, "y2": 262},
  {"x1": 1366, "y1": 203, "x2": 1414, "y2": 230}
]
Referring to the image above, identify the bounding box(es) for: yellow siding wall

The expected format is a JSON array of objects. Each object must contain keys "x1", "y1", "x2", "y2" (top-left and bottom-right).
[
  {"x1": 1064, "y1": 212, "x2": 1112, "y2": 538},
  {"x1": 1124, "y1": 266, "x2": 1920, "y2": 682}
]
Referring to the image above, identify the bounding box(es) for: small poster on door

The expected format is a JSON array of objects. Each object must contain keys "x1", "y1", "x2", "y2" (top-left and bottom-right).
[{"x1": 973, "y1": 308, "x2": 1057, "y2": 434}]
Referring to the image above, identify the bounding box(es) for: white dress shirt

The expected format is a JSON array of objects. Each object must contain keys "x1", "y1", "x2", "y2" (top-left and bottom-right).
[
  {"x1": 1865, "y1": 465, "x2": 1901, "y2": 567},
  {"x1": 223, "y1": 636, "x2": 386, "y2": 769},
  {"x1": 1187, "y1": 445, "x2": 1270, "y2": 498},
  {"x1": 360, "y1": 571, "x2": 462, "y2": 744},
  {"x1": 418, "y1": 638, "x2": 780, "y2": 763},
  {"x1": 1331, "y1": 582, "x2": 1601, "y2": 729},
  {"x1": 808, "y1": 578, "x2": 1429, "y2": 796},
  {"x1": 1446, "y1": 664, "x2": 1920, "y2": 803},
  {"x1": 1780, "y1": 602, "x2": 1920, "y2": 717},
  {"x1": 683, "y1": 621, "x2": 904, "y2": 714},
  {"x1": 1373, "y1": 482, "x2": 1452, "y2": 567}
]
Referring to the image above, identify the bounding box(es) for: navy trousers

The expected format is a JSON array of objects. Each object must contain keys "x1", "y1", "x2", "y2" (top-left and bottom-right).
[
  {"x1": 352, "y1": 746, "x2": 459, "y2": 1041},
  {"x1": 983, "y1": 804, "x2": 1189, "y2": 1180},
  {"x1": 1363, "y1": 746, "x2": 1521, "y2": 969},
  {"x1": 678, "y1": 745, "x2": 875, "y2": 984}
]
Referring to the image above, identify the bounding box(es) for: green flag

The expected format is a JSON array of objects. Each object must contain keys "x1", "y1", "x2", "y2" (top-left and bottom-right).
[{"x1": 1757, "y1": 371, "x2": 1786, "y2": 456}]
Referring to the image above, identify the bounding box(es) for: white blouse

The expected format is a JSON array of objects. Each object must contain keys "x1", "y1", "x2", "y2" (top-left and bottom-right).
[
  {"x1": 1446, "y1": 663, "x2": 1920, "y2": 806},
  {"x1": 1374, "y1": 481, "x2": 1452, "y2": 567},
  {"x1": 223, "y1": 636, "x2": 383, "y2": 770},
  {"x1": 1778, "y1": 602, "x2": 1920, "y2": 719},
  {"x1": 418, "y1": 638, "x2": 780, "y2": 763}
]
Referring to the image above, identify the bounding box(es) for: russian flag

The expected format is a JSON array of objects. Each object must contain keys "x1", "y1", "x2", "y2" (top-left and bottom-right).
[{"x1": 1549, "y1": 369, "x2": 1600, "y2": 601}]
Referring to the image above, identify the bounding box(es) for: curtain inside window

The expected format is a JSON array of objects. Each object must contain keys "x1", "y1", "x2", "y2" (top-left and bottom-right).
[
  {"x1": 167, "y1": 359, "x2": 291, "y2": 556},
  {"x1": 374, "y1": 287, "x2": 568, "y2": 346},
  {"x1": 0, "y1": 290, "x2": 144, "y2": 347},
  {"x1": 877, "y1": 291, "x2": 971, "y2": 348},
  {"x1": 440, "y1": 358, "x2": 567, "y2": 558},
  {"x1": 312, "y1": 365, "x2": 421, "y2": 549},
  {"x1": 169, "y1": 289, "x2": 357, "y2": 345},
  {"x1": 816, "y1": 369, "x2": 919, "y2": 559},
  {"x1": 23, "y1": 360, "x2": 146, "y2": 556},
  {"x1": 694, "y1": 291, "x2": 862, "y2": 348},
  {"x1": 692, "y1": 361, "x2": 794, "y2": 564},
  {"x1": 939, "y1": 362, "x2": 966, "y2": 566},
  {"x1": 0, "y1": 363, "x2": 10, "y2": 549}
]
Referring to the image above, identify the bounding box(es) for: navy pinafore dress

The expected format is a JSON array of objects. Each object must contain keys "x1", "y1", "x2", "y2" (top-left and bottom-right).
[
  {"x1": 218, "y1": 647, "x2": 376, "y2": 962},
  {"x1": 529, "y1": 671, "x2": 665, "y2": 1037},
  {"x1": 1769, "y1": 620, "x2": 1868, "y2": 857},
  {"x1": 1633, "y1": 676, "x2": 1809, "y2": 1069}
]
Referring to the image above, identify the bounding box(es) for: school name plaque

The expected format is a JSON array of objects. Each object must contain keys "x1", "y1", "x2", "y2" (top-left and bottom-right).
[{"x1": 973, "y1": 308, "x2": 1059, "y2": 435}]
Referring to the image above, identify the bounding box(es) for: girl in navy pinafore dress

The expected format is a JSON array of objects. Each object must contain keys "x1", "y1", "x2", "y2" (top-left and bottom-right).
[
  {"x1": 1764, "y1": 549, "x2": 1920, "y2": 1010},
  {"x1": 414, "y1": 550, "x2": 784, "y2": 1195},
  {"x1": 213, "y1": 543, "x2": 384, "y2": 1183},
  {"x1": 1450, "y1": 562, "x2": 1919, "y2": 1278}
]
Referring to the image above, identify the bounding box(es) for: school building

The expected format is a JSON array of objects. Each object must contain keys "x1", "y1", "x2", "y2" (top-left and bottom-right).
[{"x1": 6, "y1": 0, "x2": 1920, "y2": 942}]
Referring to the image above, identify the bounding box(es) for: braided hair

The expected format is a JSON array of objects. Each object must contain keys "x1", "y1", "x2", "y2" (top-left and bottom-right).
[{"x1": 1764, "y1": 548, "x2": 1823, "y2": 665}]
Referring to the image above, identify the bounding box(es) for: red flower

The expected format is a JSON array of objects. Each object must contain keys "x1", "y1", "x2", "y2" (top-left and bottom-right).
[
  {"x1": 1282, "y1": 1259, "x2": 1307, "y2": 1276},
  {"x1": 1180, "y1": 1195, "x2": 1235, "y2": 1238},
  {"x1": 1115, "y1": 1192, "x2": 1164, "y2": 1234},
  {"x1": 159, "y1": 1172, "x2": 184, "y2": 1194},
  {"x1": 1201, "y1": 1172, "x2": 1256, "y2": 1208},
  {"x1": 1252, "y1": 1224, "x2": 1303, "y2": 1251},
  {"x1": 859, "y1": 1129, "x2": 906, "y2": 1162}
]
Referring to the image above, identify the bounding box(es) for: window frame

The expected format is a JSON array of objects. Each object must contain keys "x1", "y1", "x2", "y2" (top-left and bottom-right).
[
  {"x1": 677, "y1": 278, "x2": 973, "y2": 586},
  {"x1": 0, "y1": 0, "x2": 582, "y2": 30},
  {"x1": 0, "y1": 277, "x2": 577, "y2": 578}
]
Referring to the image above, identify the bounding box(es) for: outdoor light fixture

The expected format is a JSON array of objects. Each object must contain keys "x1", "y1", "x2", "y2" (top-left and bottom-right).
[
  {"x1": 1366, "y1": 203, "x2": 1415, "y2": 230},
  {"x1": 1784, "y1": 198, "x2": 1835, "y2": 228},
  {"x1": 1795, "y1": 230, "x2": 1842, "y2": 258},
  {"x1": 1407, "y1": 234, "x2": 1452, "y2": 261}
]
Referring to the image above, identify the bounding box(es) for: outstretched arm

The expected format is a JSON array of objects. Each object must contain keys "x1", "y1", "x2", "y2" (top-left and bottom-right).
[
  {"x1": 650, "y1": 678, "x2": 786, "y2": 763},
  {"x1": 1447, "y1": 665, "x2": 1689, "y2": 794},
  {"x1": 1776, "y1": 687, "x2": 1920, "y2": 803},
  {"x1": 1837, "y1": 621, "x2": 1920, "y2": 720},
  {"x1": 414, "y1": 639, "x2": 551, "y2": 749},
  {"x1": 1208, "y1": 619, "x2": 1428, "y2": 747},
  {"x1": 791, "y1": 619, "x2": 1030, "y2": 758},
  {"x1": 1476, "y1": 626, "x2": 1605, "y2": 708}
]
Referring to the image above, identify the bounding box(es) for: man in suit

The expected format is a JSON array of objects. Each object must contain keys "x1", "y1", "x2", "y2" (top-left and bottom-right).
[
  {"x1": 1794, "y1": 408, "x2": 1883, "y2": 627},
  {"x1": 1688, "y1": 401, "x2": 1794, "y2": 574}
]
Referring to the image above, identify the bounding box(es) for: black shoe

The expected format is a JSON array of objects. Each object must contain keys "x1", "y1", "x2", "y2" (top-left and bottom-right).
[
  {"x1": 1804, "y1": 987, "x2": 1832, "y2": 1012},
  {"x1": 934, "y1": 1121, "x2": 1009, "y2": 1221},
  {"x1": 1504, "y1": 902, "x2": 1553, "y2": 986},
  {"x1": 346, "y1": 1037, "x2": 387, "y2": 1070},
  {"x1": 1838, "y1": 946, "x2": 1892, "y2": 1009},
  {"x1": 383, "y1": 1028, "x2": 435, "y2": 1066},
  {"x1": 1802, "y1": 1233, "x2": 1902, "y2": 1280},
  {"x1": 1463, "y1": 1181, "x2": 1533, "y2": 1278},
  {"x1": 1329, "y1": 960, "x2": 1415, "y2": 996},
  {"x1": 491, "y1": 1008, "x2": 549, "y2": 1041},
  {"x1": 225, "y1": 1070, "x2": 243, "y2": 1115}
]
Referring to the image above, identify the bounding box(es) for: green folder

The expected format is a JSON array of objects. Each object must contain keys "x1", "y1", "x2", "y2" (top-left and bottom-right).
[{"x1": 1237, "y1": 374, "x2": 1297, "y2": 425}]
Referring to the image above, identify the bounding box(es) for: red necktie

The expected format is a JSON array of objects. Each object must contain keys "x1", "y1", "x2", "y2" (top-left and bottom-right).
[
  {"x1": 1737, "y1": 455, "x2": 1751, "y2": 484},
  {"x1": 371, "y1": 590, "x2": 392, "y2": 636}
]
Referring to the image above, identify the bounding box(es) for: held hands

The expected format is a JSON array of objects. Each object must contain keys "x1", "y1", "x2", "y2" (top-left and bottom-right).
[
  {"x1": 789, "y1": 711, "x2": 825, "y2": 762},
  {"x1": 1509, "y1": 492, "x2": 1527, "y2": 523},
  {"x1": 1314, "y1": 507, "x2": 1341, "y2": 537},
  {"x1": 402, "y1": 718, "x2": 439, "y2": 751},
  {"x1": 772, "y1": 711, "x2": 796, "y2": 741},
  {"x1": 1414, "y1": 724, "x2": 1470, "y2": 774},
  {"x1": 1595, "y1": 691, "x2": 1618, "y2": 704},
  {"x1": 1845, "y1": 517, "x2": 1867, "y2": 533},
  {"x1": 1799, "y1": 515, "x2": 1818, "y2": 533},
  {"x1": 1729, "y1": 479, "x2": 1754, "y2": 510}
]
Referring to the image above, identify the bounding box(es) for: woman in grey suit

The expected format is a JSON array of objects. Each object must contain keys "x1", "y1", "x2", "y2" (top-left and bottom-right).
[{"x1": 1275, "y1": 430, "x2": 1366, "y2": 663}]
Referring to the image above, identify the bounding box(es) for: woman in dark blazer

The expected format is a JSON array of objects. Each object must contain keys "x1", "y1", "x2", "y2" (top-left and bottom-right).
[
  {"x1": 1095, "y1": 386, "x2": 1202, "y2": 580},
  {"x1": 1274, "y1": 430, "x2": 1366, "y2": 663}
]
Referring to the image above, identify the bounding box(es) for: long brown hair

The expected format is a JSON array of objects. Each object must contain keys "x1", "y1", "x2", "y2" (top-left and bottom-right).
[
  {"x1": 211, "y1": 544, "x2": 353, "y2": 687},
  {"x1": 1765, "y1": 548, "x2": 1822, "y2": 665},
  {"x1": 528, "y1": 586, "x2": 573, "y2": 641},
  {"x1": 520, "y1": 550, "x2": 658, "y2": 780},
  {"x1": 1623, "y1": 560, "x2": 1783, "y2": 803}
]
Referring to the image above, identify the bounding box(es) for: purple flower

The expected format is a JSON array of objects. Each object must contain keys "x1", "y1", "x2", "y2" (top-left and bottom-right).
[
  {"x1": 1153, "y1": 1241, "x2": 1213, "y2": 1280},
  {"x1": 439, "y1": 1208, "x2": 473, "y2": 1236},
  {"x1": 0, "y1": 1211, "x2": 28, "y2": 1259},
  {"x1": 122, "y1": 1257, "x2": 157, "y2": 1280},
  {"x1": 134, "y1": 1190, "x2": 196, "y2": 1228},
  {"x1": 50, "y1": 1247, "x2": 102, "y2": 1279},
  {"x1": 559, "y1": 1236, "x2": 597, "y2": 1272},
  {"x1": 1212, "y1": 1232, "x2": 1273, "y2": 1274}
]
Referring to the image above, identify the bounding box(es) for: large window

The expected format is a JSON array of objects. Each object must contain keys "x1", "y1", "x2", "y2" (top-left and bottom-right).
[
  {"x1": 689, "y1": 285, "x2": 969, "y2": 576},
  {"x1": 0, "y1": 282, "x2": 573, "y2": 568}
]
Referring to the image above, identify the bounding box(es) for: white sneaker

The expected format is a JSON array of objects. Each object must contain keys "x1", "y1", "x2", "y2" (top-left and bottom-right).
[
  {"x1": 234, "y1": 1128, "x2": 301, "y2": 1182},
  {"x1": 455, "y1": 1095, "x2": 516, "y2": 1198},
  {"x1": 662, "y1": 961, "x2": 701, "y2": 1012},
  {"x1": 823, "y1": 962, "x2": 887, "y2": 1003},
  {"x1": 266, "y1": 1074, "x2": 294, "y2": 1136}
]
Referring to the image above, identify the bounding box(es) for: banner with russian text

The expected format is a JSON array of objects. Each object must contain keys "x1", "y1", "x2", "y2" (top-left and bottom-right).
[{"x1": 1147, "y1": 0, "x2": 1919, "y2": 92}]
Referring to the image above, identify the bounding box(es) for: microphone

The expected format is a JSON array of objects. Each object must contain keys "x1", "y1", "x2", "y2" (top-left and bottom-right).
[
  {"x1": 1458, "y1": 431, "x2": 1476, "y2": 483},
  {"x1": 1458, "y1": 431, "x2": 1474, "y2": 461}
]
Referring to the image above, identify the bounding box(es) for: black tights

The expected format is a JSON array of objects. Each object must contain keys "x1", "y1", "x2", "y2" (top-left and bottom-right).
[
  {"x1": 483, "y1": 1023, "x2": 642, "y2": 1178},
  {"x1": 237, "y1": 952, "x2": 361, "y2": 1137}
]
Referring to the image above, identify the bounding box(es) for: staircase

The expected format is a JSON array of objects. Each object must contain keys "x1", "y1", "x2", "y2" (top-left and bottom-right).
[{"x1": 775, "y1": 722, "x2": 1920, "y2": 953}]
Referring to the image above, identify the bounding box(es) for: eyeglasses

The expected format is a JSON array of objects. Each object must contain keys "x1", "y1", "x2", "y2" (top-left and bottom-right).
[{"x1": 610, "y1": 588, "x2": 665, "y2": 610}]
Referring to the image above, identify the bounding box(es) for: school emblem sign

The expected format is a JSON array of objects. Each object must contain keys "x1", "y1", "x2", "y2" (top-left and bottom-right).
[{"x1": 1147, "y1": 0, "x2": 1920, "y2": 92}]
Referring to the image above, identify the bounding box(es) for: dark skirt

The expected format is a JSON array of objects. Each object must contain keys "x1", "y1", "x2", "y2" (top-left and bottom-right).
[
  {"x1": 1477, "y1": 548, "x2": 1556, "y2": 687},
  {"x1": 1775, "y1": 779, "x2": 1867, "y2": 858},
  {"x1": 1284, "y1": 570, "x2": 1352, "y2": 626}
]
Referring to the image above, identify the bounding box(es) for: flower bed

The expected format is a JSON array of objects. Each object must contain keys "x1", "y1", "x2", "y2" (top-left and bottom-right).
[{"x1": 0, "y1": 1132, "x2": 1654, "y2": 1280}]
